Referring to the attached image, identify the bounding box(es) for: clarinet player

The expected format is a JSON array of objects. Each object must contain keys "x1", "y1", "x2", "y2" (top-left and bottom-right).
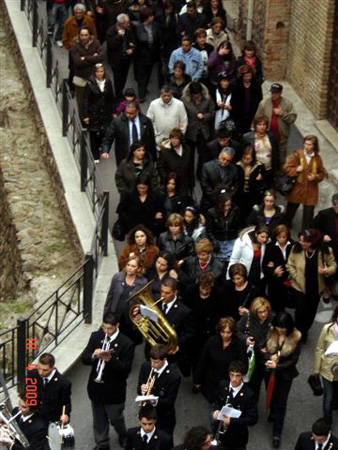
[{"x1": 82, "y1": 313, "x2": 135, "y2": 449}]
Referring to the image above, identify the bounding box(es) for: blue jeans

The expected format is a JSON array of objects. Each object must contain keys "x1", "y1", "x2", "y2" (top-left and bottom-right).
[
  {"x1": 48, "y1": 3, "x2": 68, "y2": 41},
  {"x1": 322, "y1": 376, "x2": 334, "y2": 423},
  {"x1": 215, "y1": 239, "x2": 236, "y2": 263}
]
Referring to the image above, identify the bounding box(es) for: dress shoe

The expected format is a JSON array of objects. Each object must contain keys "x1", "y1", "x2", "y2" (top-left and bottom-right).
[{"x1": 272, "y1": 437, "x2": 281, "y2": 448}]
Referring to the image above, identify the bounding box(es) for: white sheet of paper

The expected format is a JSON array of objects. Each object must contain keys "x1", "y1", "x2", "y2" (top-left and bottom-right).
[
  {"x1": 325, "y1": 340, "x2": 338, "y2": 356},
  {"x1": 217, "y1": 405, "x2": 242, "y2": 419},
  {"x1": 139, "y1": 305, "x2": 159, "y2": 323},
  {"x1": 135, "y1": 395, "x2": 159, "y2": 402}
]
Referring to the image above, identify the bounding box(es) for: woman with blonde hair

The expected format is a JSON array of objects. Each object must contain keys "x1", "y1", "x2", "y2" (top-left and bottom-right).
[
  {"x1": 238, "y1": 297, "x2": 273, "y2": 399},
  {"x1": 158, "y1": 213, "x2": 195, "y2": 266},
  {"x1": 283, "y1": 135, "x2": 325, "y2": 230},
  {"x1": 103, "y1": 255, "x2": 147, "y2": 343}
]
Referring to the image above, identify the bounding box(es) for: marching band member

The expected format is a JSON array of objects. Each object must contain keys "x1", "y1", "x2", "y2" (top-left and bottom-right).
[
  {"x1": 294, "y1": 418, "x2": 338, "y2": 450},
  {"x1": 125, "y1": 404, "x2": 173, "y2": 450},
  {"x1": 212, "y1": 360, "x2": 258, "y2": 450},
  {"x1": 82, "y1": 313, "x2": 135, "y2": 449},
  {"x1": 27, "y1": 352, "x2": 71, "y2": 425},
  {"x1": 137, "y1": 344, "x2": 181, "y2": 435}
]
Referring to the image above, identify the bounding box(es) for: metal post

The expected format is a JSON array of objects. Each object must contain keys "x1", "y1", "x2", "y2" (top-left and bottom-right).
[
  {"x1": 246, "y1": 0, "x2": 254, "y2": 40},
  {"x1": 32, "y1": 0, "x2": 38, "y2": 47},
  {"x1": 62, "y1": 79, "x2": 69, "y2": 137},
  {"x1": 46, "y1": 35, "x2": 52, "y2": 88},
  {"x1": 80, "y1": 128, "x2": 88, "y2": 192},
  {"x1": 20, "y1": 0, "x2": 25, "y2": 12},
  {"x1": 102, "y1": 191, "x2": 109, "y2": 256},
  {"x1": 17, "y1": 318, "x2": 27, "y2": 392},
  {"x1": 83, "y1": 253, "x2": 94, "y2": 324}
]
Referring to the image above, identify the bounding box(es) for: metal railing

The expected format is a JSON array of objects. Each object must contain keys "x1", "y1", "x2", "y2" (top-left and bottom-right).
[{"x1": 0, "y1": 0, "x2": 111, "y2": 393}]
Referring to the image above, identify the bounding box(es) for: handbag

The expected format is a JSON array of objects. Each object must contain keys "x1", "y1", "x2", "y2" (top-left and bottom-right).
[
  {"x1": 275, "y1": 174, "x2": 297, "y2": 196},
  {"x1": 112, "y1": 219, "x2": 125, "y2": 241},
  {"x1": 307, "y1": 374, "x2": 323, "y2": 396}
]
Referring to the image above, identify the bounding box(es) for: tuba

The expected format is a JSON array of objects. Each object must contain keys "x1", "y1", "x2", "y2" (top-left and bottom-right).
[
  {"x1": 0, "y1": 400, "x2": 30, "y2": 448},
  {"x1": 128, "y1": 281, "x2": 178, "y2": 352}
]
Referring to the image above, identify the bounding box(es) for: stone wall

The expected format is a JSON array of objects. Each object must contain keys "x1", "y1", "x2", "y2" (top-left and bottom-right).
[{"x1": 287, "y1": 0, "x2": 335, "y2": 119}]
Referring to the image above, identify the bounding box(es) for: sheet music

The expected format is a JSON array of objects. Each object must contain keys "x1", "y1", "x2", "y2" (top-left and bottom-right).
[
  {"x1": 135, "y1": 395, "x2": 159, "y2": 403},
  {"x1": 217, "y1": 405, "x2": 242, "y2": 419},
  {"x1": 140, "y1": 305, "x2": 159, "y2": 323}
]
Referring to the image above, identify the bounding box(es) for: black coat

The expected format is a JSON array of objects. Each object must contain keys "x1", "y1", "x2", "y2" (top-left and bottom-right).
[
  {"x1": 115, "y1": 152, "x2": 160, "y2": 196},
  {"x1": 158, "y1": 231, "x2": 195, "y2": 263},
  {"x1": 137, "y1": 361, "x2": 181, "y2": 433},
  {"x1": 157, "y1": 144, "x2": 194, "y2": 196},
  {"x1": 235, "y1": 161, "x2": 267, "y2": 205},
  {"x1": 167, "y1": 73, "x2": 191, "y2": 100},
  {"x1": 106, "y1": 24, "x2": 136, "y2": 68},
  {"x1": 221, "y1": 280, "x2": 260, "y2": 322},
  {"x1": 312, "y1": 207, "x2": 338, "y2": 260},
  {"x1": 125, "y1": 427, "x2": 173, "y2": 450},
  {"x1": 230, "y1": 78, "x2": 263, "y2": 135},
  {"x1": 12, "y1": 409, "x2": 48, "y2": 450},
  {"x1": 200, "y1": 160, "x2": 238, "y2": 211},
  {"x1": 243, "y1": 130, "x2": 280, "y2": 175},
  {"x1": 207, "y1": 138, "x2": 241, "y2": 162},
  {"x1": 133, "y1": 22, "x2": 163, "y2": 64},
  {"x1": 117, "y1": 190, "x2": 165, "y2": 234},
  {"x1": 194, "y1": 334, "x2": 248, "y2": 402},
  {"x1": 206, "y1": 205, "x2": 240, "y2": 243},
  {"x1": 101, "y1": 113, "x2": 157, "y2": 165},
  {"x1": 177, "y1": 12, "x2": 207, "y2": 40},
  {"x1": 81, "y1": 329, "x2": 135, "y2": 404},
  {"x1": 214, "y1": 380, "x2": 258, "y2": 448},
  {"x1": 263, "y1": 240, "x2": 293, "y2": 285},
  {"x1": 178, "y1": 254, "x2": 224, "y2": 286},
  {"x1": 83, "y1": 76, "x2": 115, "y2": 132},
  {"x1": 155, "y1": 9, "x2": 180, "y2": 59},
  {"x1": 70, "y1": 37, "x2": 104, "y2": 80},
  {"x1": 294, "y1": 431, "x2": 338, "y2": 450},
  {"x1": 237, "y1": 55, "x2": 264, "y2": 85},
  {"x1": 246, "y1": 203, "x2": 285, "y2": 233},
  {"x1": 162, "y1": 299, "x2": 195, "y2": 353},
  {"x1": 27, "y1": 369, "x2": 71, "y2": 422}
]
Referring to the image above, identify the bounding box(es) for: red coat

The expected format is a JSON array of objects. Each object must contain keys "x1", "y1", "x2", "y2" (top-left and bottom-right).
[{"x1": 284, "y1": 149, "x2": 324, "y2": 206}]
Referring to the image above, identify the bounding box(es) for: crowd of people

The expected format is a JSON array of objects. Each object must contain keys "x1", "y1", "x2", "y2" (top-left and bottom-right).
[{"x1": 2, "y1": 1, "x2": 338, "y2": 449}]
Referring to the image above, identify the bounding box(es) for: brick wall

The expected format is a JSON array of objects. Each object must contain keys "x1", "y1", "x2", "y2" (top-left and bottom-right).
[{"x1": 287, "y1": 0, "x2": 335, "y2": 118}]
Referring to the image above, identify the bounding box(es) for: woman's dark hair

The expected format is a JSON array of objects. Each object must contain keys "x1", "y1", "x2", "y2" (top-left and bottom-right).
[
  {"x1": 156, "y1": 251, "x2": 177, "y2": 271},
  {"x1": 136, "y1": 174, "x2": 151, "y2": 187},
  {"x1": 303, "y1": 134, "x2": 320, "y2": 154},
  {"x1": 173, "y1": 60, "x2": 186, "y2": 72},
  {"x1": 169, "y1": 127, "x2": 184, "y2": 141},
  {"x1": 217, "y1": 192, "x2": 232, "y2": 213},
  {"x1": 217, "y1": 39, "x2": 232, "y2": 53},
  {"x1": 241, "y1": 39, "x2": 257, "y2": 55},
  {"x1": 272, "y1": 311, "x2": 295, "y2": 336},
  {"x1": 229, "y1": 263, "x2": 247, "y2": 280},
  {"x1": 183, "y1": 426, "x2": 210, "y2": 450},
  {"x1": 293, "y1": 228, "x2": 327, "y2": 254},
  {"x1": 241, "y1": 145, "x2": 257, "y2": 166},
  {"x1": 126, "y1": 225, "x2": 155, "y2": 246},
  {"x1": 165, "y1": 172, "x2": 180, "y2": 193},
  {"x1": 130, "y1": 140, "x2": 145, "y2": 154},
  {"x1": 211, "y1": 16, "x2": 224, "y2": 28},
  {"x1": 216, "y1": 316, "x2": 237, "y2": 333},
  {"x1": 250, "y1": 224, "x2": 270, "y2": 243},
  {"x1": 198, "y1": 271, "x2": 216, "y2": 289},
  {"x1": 78, "y1": 26, "x2": 92, "y2": 35}
]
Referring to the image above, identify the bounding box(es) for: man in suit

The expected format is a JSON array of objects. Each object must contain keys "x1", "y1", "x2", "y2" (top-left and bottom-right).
[
  {"x1": 125, "y1": 404, "x2": 172, "y2": 450},
  {"x1": 100, "y1": 102, "x2": 157, "y2": 166},
  {"x1": 27, "y1": 352, "x2": 71, "y2": 425},
  {"x1": 294, "y1": 418, "x2": 338, "y2": 450},
  {"x1": 212, "y1": 360, "x2": 258, "y2": 450},
  {"x1": 137, "y1": 344, "x2": 181, "y2": 435},
  {"x1": 0, "y1": 394, "x2": 48, "y2": 450},
  {"x1": 82, "y1": 313, "x2": 135, "y2": 449}
]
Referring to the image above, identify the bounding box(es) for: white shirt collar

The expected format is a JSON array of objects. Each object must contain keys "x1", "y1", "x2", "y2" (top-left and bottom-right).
[
  {"x1": 315, "y1": 435, "x2": 330, "y2": 450},
  {"x1": 229, "y1": 382, "x2": 244, "y2": 398},
  {"x1": 140, "y1": 427, "x2": 156, "y2": 441},
  {"x1": 109, "y1": 328, "x2": 119, "y2": 342},
  {"x1": 154, "y1": 360, "x2": 168, "y2": 377},
  {"x1": 162, "y1": 295, "x2": 177, "y2": 313},
  {"x1": 21, "y1": 413, "x2": 35, "y2": 422},
  {"x1": 44, "y1": 369, "x2": 56, "y2": 383}
]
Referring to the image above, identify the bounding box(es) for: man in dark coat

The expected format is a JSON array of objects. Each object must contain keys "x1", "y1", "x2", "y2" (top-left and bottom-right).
[
  {"x1": 101, "y1": 102, "x2": 157, "y2": 165},
  {"x1": 125, "y1": 404, "x2": 173, "y2": 450},
  {"x1": 82, "y1": 313, "x2": 135, "y2": 449},
  {"x1": 207, "y1": 127, "x2": 241, "y2": 162},
  {"x1": 177, "y1": 1, "x2": 207, "y2": 41},
  {"x1": 106, "y1": 13, "x2": 135, "y2": 101},
  {"x1": 7, "y1": 394, "x2": 48, "y2": 450},
  {"x1": 200, "y1": 147, "x2": 238, "y2": 213},
  {"x1": 212, "y1": 360, "x2": 258, "y2": 450},
  {"x1": 294, "y1": 418, "x2": 338, "y2": 450},
  {"x1": 137, "y1": 344, "x2": 181, "y2": 435},
  {"x1": 27, "y1": 352, "x2": 72, "y2": 425}
]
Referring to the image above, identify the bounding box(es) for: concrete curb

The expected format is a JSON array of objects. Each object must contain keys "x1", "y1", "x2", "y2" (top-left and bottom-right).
[{"x1": 3, "y1": 0, "x2": 116, "y2": 385}]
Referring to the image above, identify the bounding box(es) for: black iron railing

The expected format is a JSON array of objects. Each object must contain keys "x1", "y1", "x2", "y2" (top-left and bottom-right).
[{"x1": 0, "y1": 0, "x2": 112, "y2": 394}]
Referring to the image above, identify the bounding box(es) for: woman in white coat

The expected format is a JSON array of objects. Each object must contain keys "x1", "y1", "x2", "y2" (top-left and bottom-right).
[{"x1": 227, "y1": 224, "x2": 270, "y2": 291}]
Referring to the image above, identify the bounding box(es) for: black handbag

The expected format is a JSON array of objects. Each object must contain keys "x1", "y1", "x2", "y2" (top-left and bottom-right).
[
  {"x1": 112, "y1": 219, "x2": 125, "y2": 241},
  {"x1": 275, "y1": 174, "x2": 297, "y2": 196},
  {"x1": 307, "y1": 374, "x2": 323, "y2": 396}
]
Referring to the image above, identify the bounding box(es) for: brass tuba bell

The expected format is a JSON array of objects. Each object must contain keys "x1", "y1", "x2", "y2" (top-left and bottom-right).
[{"x1": 128, "y1": 281, "x2": 178, "y2": 352}]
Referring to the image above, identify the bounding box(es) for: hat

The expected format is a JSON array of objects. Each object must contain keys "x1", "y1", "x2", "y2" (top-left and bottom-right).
[
  {"x1": 270, "y1": 83, "x2": 283, "y2": 93},
  {"x1": 190, "y1": 82, "x2": 202, "y2": 94},
  {"x1": 217, "y1": 71, "x2": 231, "y2": 81}
]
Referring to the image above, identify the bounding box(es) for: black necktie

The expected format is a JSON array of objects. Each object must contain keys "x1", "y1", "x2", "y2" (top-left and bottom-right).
[
  {"x1": 132, "y1": 120, "x2": 138, "y2": 142},
  {"x1": 143, "y1": 434, "x2": 148, "y2": 446},
  {"x1": 317, "y1": 444, "x2": 323, "y2": 450},
  {"x1": 43, "y1": 378, "x2": 48, "y2": 387},
  {"x1": 162, "y1": 304, "x2": 168, "y2": 315},
  {"x1": 229, "y1": 387, "x2": 234, "y2": 398}
]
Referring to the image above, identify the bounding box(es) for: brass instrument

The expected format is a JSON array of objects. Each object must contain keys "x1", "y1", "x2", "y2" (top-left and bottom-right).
[
  {"x1": 140, "y1": 368, "x2": 157, "y2": 407},
  {"x1": 128, "y1": 281, "x2": 178, "y2": 352},
  {"x1": 94, "y1": 334, "x2": 115, "y2": 384},
  {"x1": 0, "y1": 400, "x2": 30, "y2": 448},
  {"x1": 211, "y1": 396, "x2": 232, "y2": 449}
]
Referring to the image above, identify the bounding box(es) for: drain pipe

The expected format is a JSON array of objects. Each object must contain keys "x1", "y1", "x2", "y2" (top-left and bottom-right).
[{"x1": 246, "y1": 0, "x2": 254, "y2": 40}]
